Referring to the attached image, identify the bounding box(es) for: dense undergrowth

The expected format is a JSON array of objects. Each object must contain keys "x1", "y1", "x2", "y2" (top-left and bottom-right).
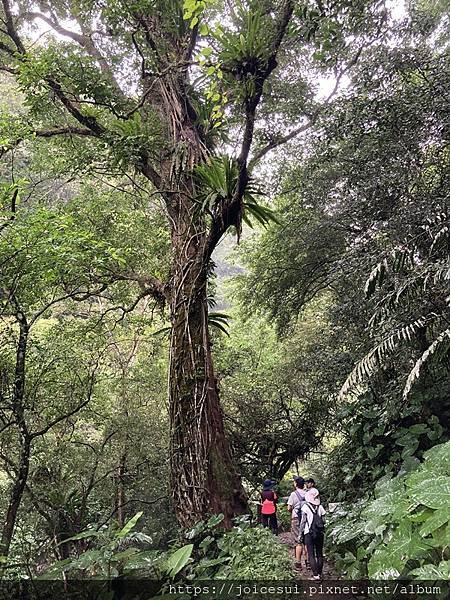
[
  {"x1": 327, "y1": 441, "x2": 450, "y2": 580},
  {"x1": 41, "y1": 514, "x2": 292, "y2": 584}
]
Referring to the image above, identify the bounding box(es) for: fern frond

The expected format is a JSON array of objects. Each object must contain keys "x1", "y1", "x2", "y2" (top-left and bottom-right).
[
  {"x1": 369, "y1": 274, "x2": 425, "y2": 328},
  {"x1": 429, "y1": 225, "x2": 449, "y2": 255},
  {"x1": 242, "y1": 199, "x2": 279, "y2": 228},
  {"x1": 152, "y1": 312, "x2": 232, "y2": 337},
  {"x1": 403, "y1": 328, "x2": 450, "y2": 399},
  {"x1": 195, "y1": 154, "x2": 278, "y2": 229},
  {"x1": 364, "y1": 258, "x2": 388, "y2": 298},
  {"x1": 364, "y1": 248, "x2": 415, "y2": 298},
  {"x1": 432, "y1": 262, "x2": 450, "y2": 284},
  {"x1": 340, "y1": 315, "x2": 434, "y2": 398},
  {"x1": 208, "y1": 311, "x2": 231, "y2": 336}
]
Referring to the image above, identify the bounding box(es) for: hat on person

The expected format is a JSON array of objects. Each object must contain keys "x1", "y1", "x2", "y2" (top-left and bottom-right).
[
  {"x1": 263, "y1": 479, "x2": 274, "y2": 489},
  {"x1": 305, "y1": 488, "x2": 320, "y2": 505},
  {"x1": 294, "y1": 476, "x2": 305, "y2": 487}
]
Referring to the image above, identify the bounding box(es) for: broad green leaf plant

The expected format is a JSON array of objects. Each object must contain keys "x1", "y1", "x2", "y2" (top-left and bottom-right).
[{"x1": 328, "y1": 441, "x2": 450, "y2": 580}]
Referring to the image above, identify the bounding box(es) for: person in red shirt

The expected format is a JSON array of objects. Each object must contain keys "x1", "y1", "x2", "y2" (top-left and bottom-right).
[{"x1": 260, "y1": 479, "x2": 278, "y2": 534}]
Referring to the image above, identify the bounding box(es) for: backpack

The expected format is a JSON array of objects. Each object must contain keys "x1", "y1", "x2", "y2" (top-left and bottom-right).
[
  {"x1": 307, "y1": 503, "x2": 324, "y2": 538},
  {"x1": 294, "y1": 489, "x2": 305, "y2": 504},
  {"x1": 293, "y1": 490, "x2": 305, "y2": 519},
  {"x1": 261, "y1": 491, "x2": 277, "y2": 515}
]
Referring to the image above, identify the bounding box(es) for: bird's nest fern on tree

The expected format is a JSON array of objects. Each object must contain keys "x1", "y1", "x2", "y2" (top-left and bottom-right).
[{"x1": 195, "y1": 154, "x2": 279, "y2": 230}]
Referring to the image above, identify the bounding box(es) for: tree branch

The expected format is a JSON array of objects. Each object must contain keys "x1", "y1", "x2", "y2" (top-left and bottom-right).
[
  {"x1": 249, "y1": 119, "x2": 314, "y2": 168},
  {"x1": 139, "y1": 156, "x2": 163, "y2": 190},
  {"x1": 0, "y1": 40, "x2": 15, "y2": 57},
  {"x1": 46, "y1": 78, "x2": 106, "y2": 136},
  {"x1": 0, "y1": 60, "x2": 17, "y2": 73},
  {"x1": 113, "y1": 272, "x2": 167, "y2": 303},
  {"x1": 35, "y1": 126, "x2": 95, "y2": 139},
  {"x1": 29, "y1": 284, "x2": 109, "y2": 327},
  {"x1": 1, "y1": 0, "x2": 25, "y2": 53},
  {"x1": 0, "y1": 126, "x2": 98, "y2": 161},
  {"x1": 0, "y1": 187, "x2": 18, "y2": 234},
  {"x1": 24, "y1": 12, "x2": 85, "y2": 45},
  {"x1": 0, "y1": 3, "x2": 168, "y2": 195},
  {"x1": 0, "y1": 1, "x2": 106, "y2": 139},
  {"x1": 24, "y1": 11, "x2": 127, "y2": 100},
  {"x1": 207, "y1": 0, "x2": 295, "y2": 255},
  {"x1": 249, "y1": 48, "x2": 363, "y2": 170},
  {"x1": 248, "y1": 44, "x2": 364, "y2": 167},
  {"x1": 93, "y1": 287, "x2": 160, "y2": 327},
  {"x1": 30, "y1": 367, "x2": 98, "y2": 439},
  {"x1": 30, "y1": 398, "x2": 89, "y2": 439}
]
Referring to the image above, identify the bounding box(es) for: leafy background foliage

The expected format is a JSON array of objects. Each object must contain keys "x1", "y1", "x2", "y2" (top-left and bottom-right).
[{"x1": 0, "y1": 0, "x2": 449, "y2": 585}]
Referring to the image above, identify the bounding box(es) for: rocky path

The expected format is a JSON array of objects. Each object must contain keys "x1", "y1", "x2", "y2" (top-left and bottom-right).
[{"x1": 278, "y1": 531, "x2": 340, "y2": 580}]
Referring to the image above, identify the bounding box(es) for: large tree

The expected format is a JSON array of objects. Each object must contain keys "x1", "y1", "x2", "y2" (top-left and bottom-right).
[{"x1": 0, "y1": 0, "x2": 387, "y2": 526}]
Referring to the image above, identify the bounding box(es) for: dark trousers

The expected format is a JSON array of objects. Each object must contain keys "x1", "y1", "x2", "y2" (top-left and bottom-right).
[
  {"x1": 261, "y1": 513, "x2": 278, "y2": 534},
  {"x1": 304, "y1": 532, "x2": 324, "y2": 576}
]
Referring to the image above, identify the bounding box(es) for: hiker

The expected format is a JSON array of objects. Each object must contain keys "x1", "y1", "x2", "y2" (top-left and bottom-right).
[
  {"x1": 305, "y1": 478, "x2": 316, "y2": 490},
  {"x1": 298, "y1": 488, "x2": 326, "y2": 580},
  {"x1": 287, "y1": 476, "x2": 307, "y2": 568},
  {"x1": 260, "y1": 479, "x2": 278, "y2": 534}
]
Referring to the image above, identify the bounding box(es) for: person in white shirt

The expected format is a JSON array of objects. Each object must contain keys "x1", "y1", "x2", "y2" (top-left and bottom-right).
[
  {"x1": 287, "y1": 476, "x2": 306, "y2": 567},
  {"x1": 298, "y1": 488, "x2": 326, "y2": 580}
]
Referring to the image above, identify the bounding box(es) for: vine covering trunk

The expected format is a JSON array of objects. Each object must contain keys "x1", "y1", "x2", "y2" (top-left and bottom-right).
[{"x1": 168, "y1": 203, "x2": 247, "y2": 527}]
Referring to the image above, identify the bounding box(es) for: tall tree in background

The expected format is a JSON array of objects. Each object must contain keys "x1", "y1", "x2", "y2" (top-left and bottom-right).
[{"x1": 0, "y1": 0, "x2": 387, "y2": 525}]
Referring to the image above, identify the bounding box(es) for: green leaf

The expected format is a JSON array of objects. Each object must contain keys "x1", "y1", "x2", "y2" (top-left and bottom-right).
[
  {"x1": 410, "y1": 477, "x2": 450, "y2": 510},
  {"x1": 368, "y1": 521, "x2": 410, "y2": 577},
  {"x1": 366, "y1": 444, "x2": 382, "y2": 459},
  {"x1": 419, "y1": 507, "x2": 450, "y2": 537},
  {"x1": 110, "y1": 548, "x2": 139, "y2": 564},
  {"x1": 209, "y1": 314, "x2": 231, "y2": 336},
  {"x1": 207, "y1": 513, "x2": 224, "y2": 528},
  {"x1": 37, "y1": 558, "x2": 73, "y2": 579},
  {"x1": 115, "y1": 511, "x2": 143, "y2": 539},
  {"x1": 423, "y1": 442, "x2": 450, "y2": 475},
  {"x1": 70, "y1": 549, "x2": 103, "y2": 570},
  {"x1": 185, "y1": 521, "x2": 207, "y2": 539},
  {"x1": 198, "y1": 556, "x2": 230, "y2": 568},
  {"x1": 409, "y1": 561, "x2": 450, "y2": 579},
  {"x1": 122, "y1": 550, "x2": 162, "y2": 574},
  {"x1": 166, "y1": 544, "x2": 194, "y2": 577},
  {"x1": 56, "y1": 529, "x2": 102, "y2": 546}
]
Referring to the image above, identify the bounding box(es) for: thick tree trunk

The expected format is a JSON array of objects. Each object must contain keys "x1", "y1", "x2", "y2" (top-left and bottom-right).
[{"x1": 168, "y1": 223, "x2": 247, "y2": 528}]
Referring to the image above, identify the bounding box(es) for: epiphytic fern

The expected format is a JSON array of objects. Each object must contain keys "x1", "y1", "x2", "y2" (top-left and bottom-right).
[{"x1": 195, "y1": 154, "x2": 279, "y2": 228}]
